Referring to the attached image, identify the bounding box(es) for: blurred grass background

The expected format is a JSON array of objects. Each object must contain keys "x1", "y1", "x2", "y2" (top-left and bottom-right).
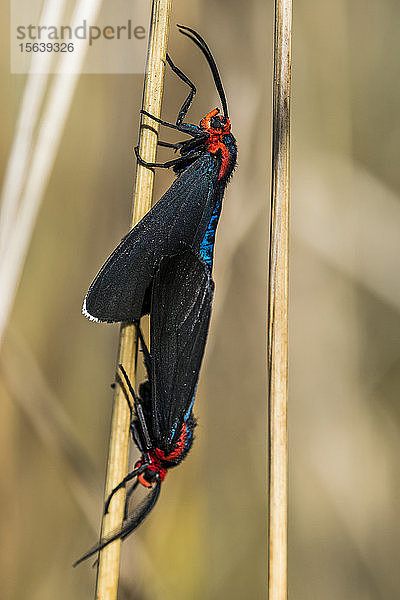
[{"x1": 1, "y1": 0, "x2": 400, "y2": 598}]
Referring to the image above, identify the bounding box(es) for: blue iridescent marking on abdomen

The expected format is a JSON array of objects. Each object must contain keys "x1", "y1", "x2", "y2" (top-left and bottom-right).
[
  {"x1": 184, "y1": 387, "x2": 197, "y2": 422},
  {"x1": 168, "y1": 386, "x2": 196, "y2": 444},
  {"x1": 199, "y1": 197, "x2": 222, "y2": 268}
]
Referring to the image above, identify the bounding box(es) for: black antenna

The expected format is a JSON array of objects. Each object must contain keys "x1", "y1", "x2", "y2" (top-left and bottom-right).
[
  {"x1": 177, "y1": 25, "x2": 229, "y2": 118},
  {"x1": 73, "y1": 480, "x2": 161, "y2": 567}
]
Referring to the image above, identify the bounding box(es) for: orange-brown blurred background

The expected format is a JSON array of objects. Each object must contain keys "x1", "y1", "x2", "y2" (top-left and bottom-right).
[{"x1": 1, "y1": 1, "x2": 400, "y2": 599}]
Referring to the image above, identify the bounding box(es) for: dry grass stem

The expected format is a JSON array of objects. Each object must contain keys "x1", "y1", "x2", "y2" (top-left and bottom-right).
[
  {"x1": 94, "y1": 2, "x2": 172, "y2": 598},
  {"x1": 1, "y1": 326, "x2": 101, "y2": 530},
  {"x1": 0, "y1": 0, "x2": 103, "y2": 348},
  {"x1": 267, "y1": 1, "x2": 292, "y2": 599},
  {"x1": 0, "y1": 0, "x2": 67, "y2": 256}
]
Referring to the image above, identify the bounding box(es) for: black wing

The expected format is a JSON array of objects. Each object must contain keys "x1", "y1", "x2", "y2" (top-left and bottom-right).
[
  {"x1": 83, "y1": 154, "x2": 220, "y2": 323},
  {"x1": 150, "y1": 249, "x2": 214, "y2": 453}
]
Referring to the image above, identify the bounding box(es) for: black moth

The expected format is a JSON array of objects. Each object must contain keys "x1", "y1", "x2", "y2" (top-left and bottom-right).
[
  {"x1": 74, "y1": 250, "x2": 213, "y2": 566},
  {"x1": 82, "y1": 25, "x2": 237, "y2": 324},
  {"x1": 75, "y1": 25, "x2": 237, "y2": 566}
]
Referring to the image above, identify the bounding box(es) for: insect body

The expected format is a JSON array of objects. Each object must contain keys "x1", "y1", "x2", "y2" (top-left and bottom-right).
[
  {"x1": 76, "y1": 25, "x2": 234, "y2": 566},
  {"x1": 74, "y1": 250, "x2": 213, "y2": 566},
  {"x1": 83, "y1": 25, "x2": 237, "y2": 324}
]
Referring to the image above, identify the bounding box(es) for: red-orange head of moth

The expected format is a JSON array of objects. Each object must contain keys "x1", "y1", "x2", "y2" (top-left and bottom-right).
[{"x1": 136, "y1": 422, "x2": 191, "y2": 488}]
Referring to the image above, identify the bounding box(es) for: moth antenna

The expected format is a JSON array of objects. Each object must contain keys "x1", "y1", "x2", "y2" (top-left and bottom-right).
[
  {"x1": 177, "y1": 25, "x2": 229, "y2": 118},
  {"x1": 73, "y1": 480, "x2": 161, "y2": 567}
]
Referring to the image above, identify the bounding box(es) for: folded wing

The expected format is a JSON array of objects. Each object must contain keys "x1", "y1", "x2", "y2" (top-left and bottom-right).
[
  {"x1": 150, "y1": 249, "x2": 214, "y2": 453},
  {"x1": 84, "y1": 154, "x2": 219, "y2": 322}
]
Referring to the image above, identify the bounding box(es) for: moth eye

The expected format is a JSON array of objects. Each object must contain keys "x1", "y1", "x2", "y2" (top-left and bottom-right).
[{"x1": 210, "y1": 116, "x2": 222, "y2": 129}]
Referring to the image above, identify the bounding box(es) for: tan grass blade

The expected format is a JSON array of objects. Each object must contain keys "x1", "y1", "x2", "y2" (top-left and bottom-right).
[
  {"x1": 94, "y1": 2, "x2": 172, "y2": 598},
  {"x1": 0, "y1": 0, "x2": 67, "y2": 255},
  {"x1": 268, "y1": 1, "x2": 292, "y2": 599},
  {"x1": 0, "y1": 0, "x2": 103, "y2": 348}
]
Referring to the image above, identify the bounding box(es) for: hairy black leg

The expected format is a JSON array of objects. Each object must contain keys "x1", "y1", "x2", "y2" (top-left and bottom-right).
[
  {"x1": 159, "y1": 134, "x2": 209, "y2": 153},
  {"x1": 166, "y1": 53, "x2": 196, "y2": 125},
  {"x1": 179, "y1": 133, "x2": 209, "y2": 152}
]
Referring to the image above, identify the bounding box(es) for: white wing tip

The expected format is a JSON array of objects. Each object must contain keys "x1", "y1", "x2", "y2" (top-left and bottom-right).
[{"x1": 82, "y1": 296, "x2": 101, "y2": 322}]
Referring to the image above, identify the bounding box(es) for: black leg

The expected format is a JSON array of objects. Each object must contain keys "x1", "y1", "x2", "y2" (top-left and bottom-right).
[
  {"x1": 179, "y1": 133, "x2": 209, "y2": 152},
  {"x1": 118, "y1": 364, "x2": 152, "y2": 451},
  {"x1": 134, "y1": 145, "x2": 203, "y2": 170},
  {"x1": 140, "y1": 110, "x2": 201, "y2": 137},
  {"x1": 166, "y1": 53, "x2": 196, "y2": 125},
  {"x1": 135, "y1": 323, "x2": 152, "y2": 380},
  {"x1": 141, "y1": 110, "x2": 182, "y2": 131},
  {"x1": 157, "y1": 140, "x2": 182, "y2": 149},
  {"x1": 135, "y1": 404, "x2": 152, "y2": 450},
  {"x1": 115, "y1": 374, "x2": 133, "y2": 418},
  {"x1": 158, "y1": 135, "x2": 209, "y2": 153},
  {"x1": 117, "y1": 365, "x2": 135, "y2": 417}
]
